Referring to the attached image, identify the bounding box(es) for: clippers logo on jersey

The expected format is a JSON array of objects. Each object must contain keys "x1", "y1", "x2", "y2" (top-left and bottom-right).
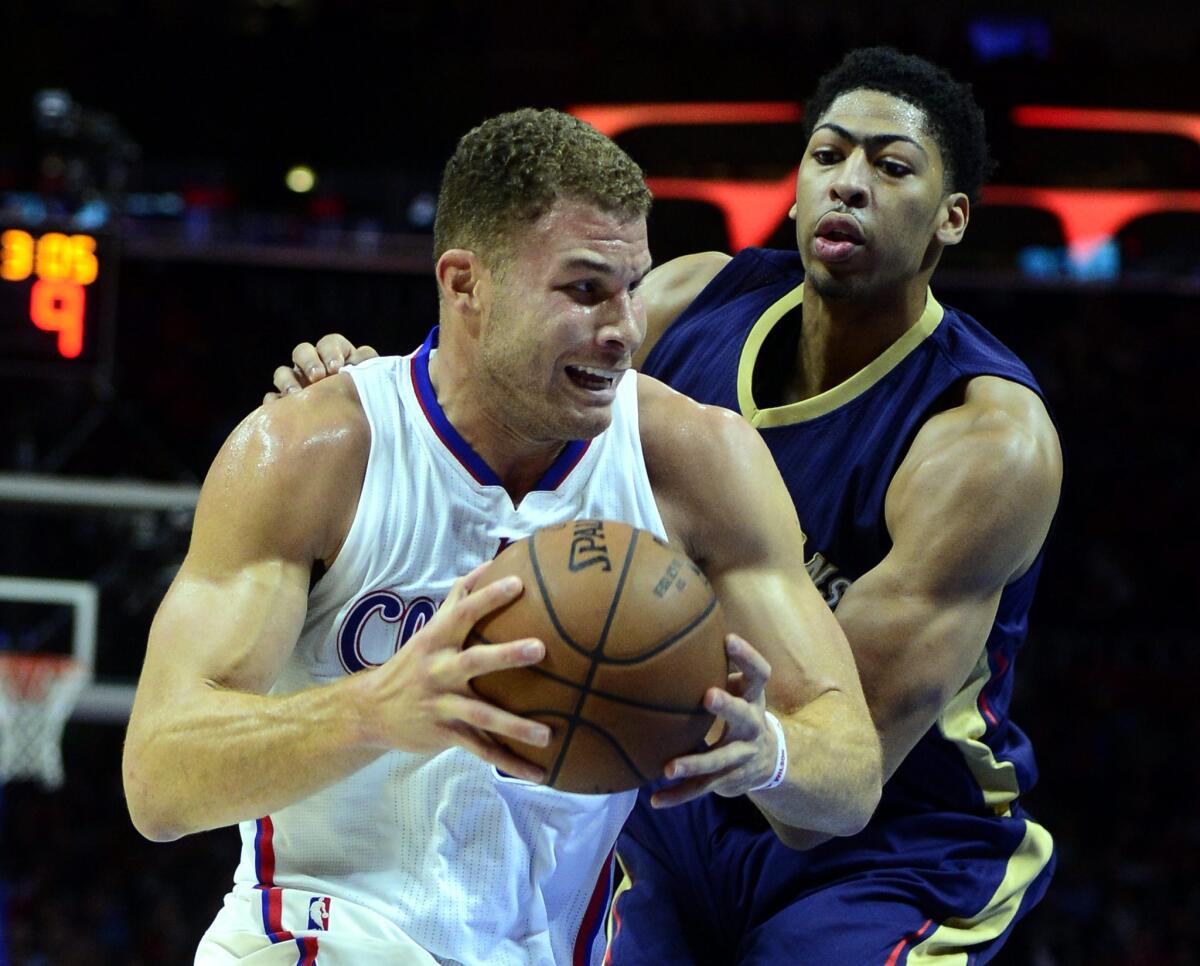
[
  {"x1": 337, "y1": 591, "x2": 440, "y2": 674},
  {"x1": 806, "y1": 550, "x2": 853, "y2": 609},
  {"x1": 568, "y1": 519, "x2": 612, "y2": 572},
  {"x1": 306, "y1": 896, "x2": 330, "y2": 931}
]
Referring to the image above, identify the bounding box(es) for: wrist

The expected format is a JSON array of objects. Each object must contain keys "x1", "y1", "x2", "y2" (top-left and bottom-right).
[
  {"x1": 345, "y1": 667, "x2": 387, "y2": 748},
  {"x1": 749, "y1": 710, "x2": 788, "y2": 792}
]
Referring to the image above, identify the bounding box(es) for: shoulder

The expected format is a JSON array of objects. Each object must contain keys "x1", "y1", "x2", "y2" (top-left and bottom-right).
[
  {"x1": 219, "y1": 371, "x2": 368, "y2": 479},
  {"x1": 963, "y1": 376, "x2": 1061, "y2": 505},
  {"x1": 636, "y1": 372, "x2": 762, "y2": 468},
  {"x1": 934, "y1": 301, "x2": 1040, "y2": 381},
  {"x1": 635, "y1": 251, "x2": 732, "y2": 367},
  {"x1": 635, "y1": 374, "x2": 779, "y2": 554},
  {"x1": 905, "y1": 376, "x2": 1058, "y2": 478},
  {"x1": 196, "y1": 373, "x2": 370, "y2": 562},
  {"x1": 644, "y1": 251, "x2": 732, "y2": 303},
  {"x1": 887, "y1": 375, "x2": 1062, "y2": 584}
]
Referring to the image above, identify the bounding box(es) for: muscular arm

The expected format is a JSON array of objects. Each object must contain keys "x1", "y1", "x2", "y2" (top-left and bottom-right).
[
  {"x1": 781, "y1": 377, "x2": 1061, "y2": 849},
  {"x1": 123, "y1": 377, "x2": 374, "y2": 840},
  {"x1": 842, "y1": 377, "x2": 1062, "y2": 780},
  {"x1": 640, "y1": 376, "x2": 882, "y2": 837},
  {"x1": 123, "y1": 376, "x2": 550, "y2": 841}
]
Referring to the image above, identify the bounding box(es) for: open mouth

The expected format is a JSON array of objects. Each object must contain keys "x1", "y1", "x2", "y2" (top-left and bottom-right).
[
  {"x1": 565, "y1": 364, "x2": 621, "y2": 392},
  {"x1": 813, "y1": 215, "x2": 866, "y2": 263},
  {"x1": 818, "y1": 228, "x2": 861, "y2": 243}
]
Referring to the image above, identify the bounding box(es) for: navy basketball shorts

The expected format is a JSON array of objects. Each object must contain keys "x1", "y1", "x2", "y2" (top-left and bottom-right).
[{"x1": 606, "y1": 789, "x2": 1055, "y2": 965}]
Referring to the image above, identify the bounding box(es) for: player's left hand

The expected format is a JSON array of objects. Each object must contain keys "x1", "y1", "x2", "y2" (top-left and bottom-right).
[
  {"x1": 263, "y1": 333, "x2": 379, "y2": 404},
  {"x1": 651, "y1": 633, "x2": 780, "y2": 808}
]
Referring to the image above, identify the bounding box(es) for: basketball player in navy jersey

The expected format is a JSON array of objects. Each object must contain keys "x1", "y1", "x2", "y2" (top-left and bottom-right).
[
  {"x1": 279, "y1": 49, "x2": 1062, "y2": 963},
  {"x1": 126, "y1": 109, "x2": 881, "y2": 965}
]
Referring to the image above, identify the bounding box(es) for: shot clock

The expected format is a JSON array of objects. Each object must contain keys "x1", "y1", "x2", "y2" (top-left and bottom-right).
[{"x1": 1, "y1": 226, "x2": 112, "y2": 374}]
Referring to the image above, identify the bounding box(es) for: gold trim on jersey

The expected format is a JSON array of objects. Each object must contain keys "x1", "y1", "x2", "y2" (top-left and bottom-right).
[
  {"x1": 736, "y1": 284, "x2": 945, "y2": 428},
  {"x1": 938, "y1": 649, "x2": 1021, "y2": 810},
  {"x1": 606, "y1": 853, "x2": 633, "y2": 950},
  {"x1": 907, "y1": 818, "x2": 1055, "y2": 963}
]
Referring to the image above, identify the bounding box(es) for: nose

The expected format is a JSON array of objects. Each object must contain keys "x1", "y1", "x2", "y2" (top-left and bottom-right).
[
  {"x1": 598, "y1": 289, "x2": 644, "y2": 355},
  {"x1": 829, "y1": 149, "x2": 871, "y2": 209}
]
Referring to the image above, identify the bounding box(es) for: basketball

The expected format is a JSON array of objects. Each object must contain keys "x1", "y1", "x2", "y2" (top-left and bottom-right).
[{"x1": 468, "y1": 518, "x2": 727, "y2": 794}]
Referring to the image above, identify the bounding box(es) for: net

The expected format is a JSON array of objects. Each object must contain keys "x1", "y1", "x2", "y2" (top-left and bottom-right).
[{"x1": 0, "y1": 653, "x2": 89, "y2": 788}]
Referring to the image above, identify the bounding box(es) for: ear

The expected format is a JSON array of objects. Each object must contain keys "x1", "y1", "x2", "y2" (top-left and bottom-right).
[
  {"x1": 435, "y1": 249, "x2": 490, "y2": 331},
  {"x1": 936, "y1": 193, "x2": 969, "y2": 247},
  {"x1": 788, "y1": 202, "x2": 798, "y2": 221}
]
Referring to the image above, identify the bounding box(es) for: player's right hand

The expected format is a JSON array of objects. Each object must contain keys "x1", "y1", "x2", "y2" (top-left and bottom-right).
[
  {"x1": 358, "y1": 565, "x2": 551, "y2": 783},
  {"x1": 264, "y1": 333, "x2": 379, "y2": 404},
  {"x1": 650, "y1": 633, "x2": 777, "y2": 808}
]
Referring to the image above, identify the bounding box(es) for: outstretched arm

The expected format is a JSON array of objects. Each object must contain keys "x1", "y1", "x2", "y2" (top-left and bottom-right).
[{"x1": 122, "y1": 376, "x2": 550, "y2": 842}]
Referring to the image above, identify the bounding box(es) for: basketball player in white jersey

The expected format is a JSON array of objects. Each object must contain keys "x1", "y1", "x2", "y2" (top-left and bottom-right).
[{"x1": 123, "y1": 109, "x2": 882, "y2": 966}]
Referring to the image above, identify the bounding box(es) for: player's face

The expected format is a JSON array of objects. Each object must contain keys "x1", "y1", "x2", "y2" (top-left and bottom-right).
[
  {"x1": 793, "y1": 89, "x2": 954, "y2": 301},
  {"x1": 479, "y1": 198, "x2": 651, "y2": 442}
]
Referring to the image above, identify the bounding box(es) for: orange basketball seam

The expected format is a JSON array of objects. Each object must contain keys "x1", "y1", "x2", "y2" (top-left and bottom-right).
[
  {"x1": 526, "y1": 530, "x2": 616, "y2": 660},
  {"x1": 537, "y1": 527, "x2": 641, "y2": 789},
  {"x1": 560, "y1": 717, "x2": 651, "y2": 787},
  {"x1": 588, "y1": 595, "x2": 720, "y2": 666},
  {"x1": 518, "y1": 664, "x2": 715, "y2": 716},
  {"x1": 507, "y1": 710, "x2": 651, "y2": 787},
  {"x1": 465, "y1": 592, "x2": 717, "y2": 668}
]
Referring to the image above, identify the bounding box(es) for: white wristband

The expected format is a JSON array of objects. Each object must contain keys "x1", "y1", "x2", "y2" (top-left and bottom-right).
[{"x1": 749, "y1": 710, "x2": 788, "y2": 792}]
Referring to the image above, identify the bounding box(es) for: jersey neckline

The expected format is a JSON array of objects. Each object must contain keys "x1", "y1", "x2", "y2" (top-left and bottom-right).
[
  {"x1": 409, "y1": 328, "x2": 592, "y2": 492},
  {"x1": 735, "y1": 282, "x2": 945, "y2": 428}
]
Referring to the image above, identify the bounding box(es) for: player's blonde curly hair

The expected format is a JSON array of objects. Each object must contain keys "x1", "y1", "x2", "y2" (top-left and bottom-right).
[{"x1": 433, "y1": 108, "x2": 652, "y2": 267}]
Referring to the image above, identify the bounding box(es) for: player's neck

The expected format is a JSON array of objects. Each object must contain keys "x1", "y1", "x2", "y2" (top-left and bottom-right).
[
  {"x1": 427, "y1": 351, "x2": 563, "y2": 503},
  {"x1": 789, "y1": 281, "x2": 929, "y2": 401}
]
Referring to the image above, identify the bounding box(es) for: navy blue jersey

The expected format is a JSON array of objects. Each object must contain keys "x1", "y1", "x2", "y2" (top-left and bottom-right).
[{"x1": 642, "y1": 247, "x2": 1046, "y2": 816}]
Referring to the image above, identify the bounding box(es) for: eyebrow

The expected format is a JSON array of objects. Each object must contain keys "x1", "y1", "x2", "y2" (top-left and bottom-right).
[
  {"x1": 812, "y1": 122, "x2": 929, "y2": 158},
  {"x1": 560, "y1": 255, "x2": 652, "y2": 284},
  {"x1": 561, "y1": 255, "x2": 618, "y2": 274}
]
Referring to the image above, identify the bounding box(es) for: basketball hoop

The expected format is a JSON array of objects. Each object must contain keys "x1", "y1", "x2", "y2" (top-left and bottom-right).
[{"x1": 0, "y1": 653, "x2": 89, "y2": 789}]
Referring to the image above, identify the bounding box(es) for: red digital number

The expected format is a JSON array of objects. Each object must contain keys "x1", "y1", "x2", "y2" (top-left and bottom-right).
[{"x1": 30, "y1": 279, "x2": 85, "y2": 359}]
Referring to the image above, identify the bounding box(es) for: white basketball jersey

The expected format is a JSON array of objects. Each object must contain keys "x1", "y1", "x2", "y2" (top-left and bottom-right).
[{"x1": 222, "y1": 331, "x2": 666, "y2": 966}]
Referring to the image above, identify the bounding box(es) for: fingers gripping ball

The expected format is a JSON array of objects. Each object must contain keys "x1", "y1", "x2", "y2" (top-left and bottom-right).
[{"x1": 470, "y1": 519, "x2": 726, "y2": 794}]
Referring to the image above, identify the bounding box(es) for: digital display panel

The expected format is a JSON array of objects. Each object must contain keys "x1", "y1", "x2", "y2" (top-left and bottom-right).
[{"x1": 1, "y1": 227, "x2": 108, "y2": 368}]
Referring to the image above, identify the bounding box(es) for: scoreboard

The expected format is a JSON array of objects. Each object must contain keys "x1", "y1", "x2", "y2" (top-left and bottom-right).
[{"x1": 1, "y1": 227, "x2": 110, "y2": 372}]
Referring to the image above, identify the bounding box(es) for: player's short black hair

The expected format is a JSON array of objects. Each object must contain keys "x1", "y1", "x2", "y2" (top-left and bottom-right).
[{"x1": 803, "y1": 47, "x2": 994, "y2": 202}]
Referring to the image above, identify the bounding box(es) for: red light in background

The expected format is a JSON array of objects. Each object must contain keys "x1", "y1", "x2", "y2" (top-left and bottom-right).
[
  {"x1": 982, "y1": 186, "x2": 1200, "y2": 263},
  {"x1": 570, "y1": 102, "x2": 802, "y2": 139},
  {"x1": 569, "y1": 103, "x2": 804, "y2": 250},
  {"x1": 999, "y1": 107, "x2": 1200, "y2": 260},
  {"x1": 1011, "y1": 106, "x2": 1200, "y2": 145},
  {"x1": 645, "y1": 175, "x2": 797, "y2": 252}
]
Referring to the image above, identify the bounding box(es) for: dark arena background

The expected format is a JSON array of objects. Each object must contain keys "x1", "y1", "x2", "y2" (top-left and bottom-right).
[{"x1": 2, "y1": 2, "x2": 1198, "y2": 963}]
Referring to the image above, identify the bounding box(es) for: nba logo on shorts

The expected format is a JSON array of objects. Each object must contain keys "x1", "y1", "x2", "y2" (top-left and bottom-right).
[{"x1": 307, "y1": 896, "x2": 331, "y2": 931}]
